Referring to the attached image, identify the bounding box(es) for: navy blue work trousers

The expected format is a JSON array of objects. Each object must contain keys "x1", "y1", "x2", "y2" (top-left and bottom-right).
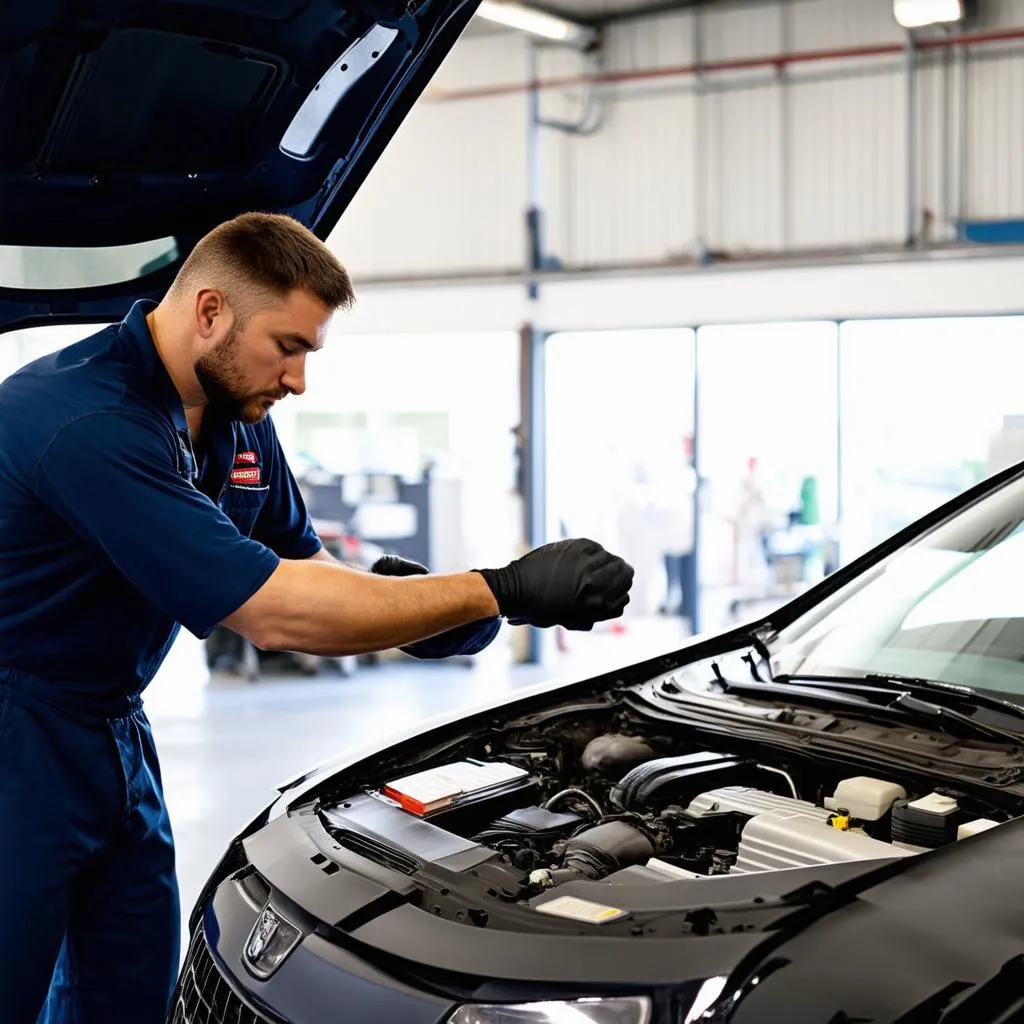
[{"x1": 0, "y1": 668, "x2": 179, "y2": 1023}]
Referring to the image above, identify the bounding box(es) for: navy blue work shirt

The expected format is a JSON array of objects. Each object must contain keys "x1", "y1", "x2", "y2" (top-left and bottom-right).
[{"x1": 0, "y1": 300, "x2": 321, "y2": 696}]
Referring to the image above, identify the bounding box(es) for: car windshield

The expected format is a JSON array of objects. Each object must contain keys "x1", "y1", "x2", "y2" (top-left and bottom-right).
[{"x1": 770, "y1": 471, "x2": 1024, "y2": 697}]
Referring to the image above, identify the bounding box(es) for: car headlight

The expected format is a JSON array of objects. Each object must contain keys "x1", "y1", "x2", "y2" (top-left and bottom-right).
[{"x1": 447, "y1": 996, "x2": 651, "y2": 1024}]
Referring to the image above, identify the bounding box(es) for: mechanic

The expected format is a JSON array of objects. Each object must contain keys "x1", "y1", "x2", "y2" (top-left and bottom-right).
[{"x1": 0, "y1": 212, "x2": 634, "y2": 1024}]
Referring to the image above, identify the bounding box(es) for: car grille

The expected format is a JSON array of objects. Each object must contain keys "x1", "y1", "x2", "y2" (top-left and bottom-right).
[{"x1": 168, "y1": 927, "x2": 275, "y2": 1024}]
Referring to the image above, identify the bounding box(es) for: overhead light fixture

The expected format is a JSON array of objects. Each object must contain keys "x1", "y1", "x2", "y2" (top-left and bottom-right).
[
  {"x1": 475, "y1": 0, "x2": 597, "y2": 47},
  {"x1": 893, "y1": 0, "x2": 967, "y2": 29}
]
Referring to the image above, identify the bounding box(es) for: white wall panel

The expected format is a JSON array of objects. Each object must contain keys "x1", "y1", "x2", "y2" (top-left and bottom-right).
[
  {"x1": 786, "y1": 69, "x2": 906, "y2": 247},
  {"x1": 562, "y1": 91, "x2": 698, "y2": 264},
  {"x1": 704, "y1": 85, "x2": 784, "y2": 251},
  {"x1": 602, "y1": 9, "x2": 693, "y2": 72},
  {"x1": 701, "y1": 1, "x2": 784, "y2": 60},
  {"x1": 329, "y1": 0, "x2": 1024, "y2": 282},
  {"x1": 332, "y1": 33, "x2": 530, "y2": 278},
  {"x1": 786, "y1": 0, "x2": 903, "y2": 51},
  {"x1": 966, "y1": 52, "x2": 1024, "y2": 219},
  {"x1": 335, "y1": 93, "x2": 528, "y2": 277}
]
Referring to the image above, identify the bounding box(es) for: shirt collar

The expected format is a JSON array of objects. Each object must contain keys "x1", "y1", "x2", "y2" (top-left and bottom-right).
[{"x1": 118, "y1": 298, "x2": 190, "y2": 437}]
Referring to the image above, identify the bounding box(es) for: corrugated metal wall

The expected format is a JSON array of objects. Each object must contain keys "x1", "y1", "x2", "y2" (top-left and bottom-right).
[
  {"x1": 967, "y1": 41, "x2": 1024, "y2": 217},
  {"x1": 336, "y1": 32, "x2": 530, "y2": 278},
  {"x1": 332, "y1": 0, "x2": 1024, "y2": 279}
]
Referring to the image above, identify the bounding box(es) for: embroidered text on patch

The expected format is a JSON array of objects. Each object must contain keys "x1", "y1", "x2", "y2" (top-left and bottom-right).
[
  {"x1": 230, "y1": 467, "x2": 261, "y2": 485},
  {"x1": 235, "y1": 450, "x2": 258, "y2": 465}
]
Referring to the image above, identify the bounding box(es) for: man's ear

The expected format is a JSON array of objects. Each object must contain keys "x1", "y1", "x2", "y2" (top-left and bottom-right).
[{"x1": 194, "y1": 288, "x2": 229, "y2": 340}]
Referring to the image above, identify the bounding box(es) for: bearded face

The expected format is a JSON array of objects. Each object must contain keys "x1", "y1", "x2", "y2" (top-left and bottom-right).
[
  {"x1": 191, "y1": 288, "x2": 331, "y2": 422},
  {"x1": 193, "y1": 325, "x2": 288, "y2": 424}
]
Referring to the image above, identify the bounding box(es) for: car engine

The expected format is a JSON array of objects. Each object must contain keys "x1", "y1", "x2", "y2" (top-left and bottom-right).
[
  {"x1": 322, "y1": 716, "x2": 1005, "y2": 916},
  {"x1": 455, "y1": 748, "x2": 937, "y2": 889}
]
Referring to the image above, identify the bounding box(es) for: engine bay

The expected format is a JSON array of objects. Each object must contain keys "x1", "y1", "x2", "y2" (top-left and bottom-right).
[{"x1": 314, "y1": 702, "x2": 1014, "y2": 928}]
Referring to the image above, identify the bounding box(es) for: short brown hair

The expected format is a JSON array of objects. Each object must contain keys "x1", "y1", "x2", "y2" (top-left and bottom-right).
[{"x1": 170, "y1": 212, "x2": 355, "y2": 320}]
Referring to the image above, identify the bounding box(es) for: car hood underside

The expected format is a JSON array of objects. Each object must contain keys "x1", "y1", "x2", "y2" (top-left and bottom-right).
[{"x1": 0, "y1": 0, "x2": 478, "y2": 332}]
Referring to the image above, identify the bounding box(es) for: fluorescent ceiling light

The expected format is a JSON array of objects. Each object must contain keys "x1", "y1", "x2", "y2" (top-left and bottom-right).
[
  {"x1": 475, "y1": 0, "x2": 596, "y2": 46},
  {"x1": 893, "y1": 0, "x2": 966, "y2": 28}
]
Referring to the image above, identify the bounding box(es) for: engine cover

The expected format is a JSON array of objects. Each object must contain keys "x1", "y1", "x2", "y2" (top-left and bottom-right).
[
  {"x1": 685, "y1": 786, "x2": 822, "y2": 820},
  {"x1": 732, "y1": 808, "x2": 913, "y2": 873},
  {"x1": 684, "y1": 786, "x2": 913, "y2": 874}
]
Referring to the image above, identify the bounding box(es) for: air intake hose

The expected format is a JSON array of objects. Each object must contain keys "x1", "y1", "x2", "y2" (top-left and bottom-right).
[{"x1": 545, "y1": 821, "x2": 655, "y2": 885}]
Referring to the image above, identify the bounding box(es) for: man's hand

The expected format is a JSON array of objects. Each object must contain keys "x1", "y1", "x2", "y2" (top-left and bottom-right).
[
  {"x1": 371, "y1": 555, "x2": 501, "y2": 658},
  {"x1": 474, "y1": 538, "x2": 633, "y2": 630}
]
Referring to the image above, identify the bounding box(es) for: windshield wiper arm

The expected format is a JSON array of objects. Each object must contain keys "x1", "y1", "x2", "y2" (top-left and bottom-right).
[
  {"x1": 779, "y1": 671, "x2": 1024, "y2": 727},
  {"x1": 863, "y1": 673, "x2": 1024, "y2": 723},
  {"x1": 770, "y1": 671, "x2": 1024, "y2": 745},
  {"x1": 710, "y1": 676, "x2": 882, "y2": 710},
  {"x1": 890, "y1": 692, "x2": 1024, "y2": 746},
  {"x1": 723, "y1": 675, "x2": 1024, "y2": 745}
]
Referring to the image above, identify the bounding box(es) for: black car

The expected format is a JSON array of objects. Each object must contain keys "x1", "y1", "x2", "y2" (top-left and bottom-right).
[
  {"x1": 172, "y1": 460, "x2": 1024, "y2": 1024},
  {"x1": 6, "y1": 5, "x2": 1024, "y2": 1024}
]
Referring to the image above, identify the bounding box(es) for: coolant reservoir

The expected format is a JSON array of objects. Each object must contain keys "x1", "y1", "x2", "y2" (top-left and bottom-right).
[
  {"x1": 824, "y1": 777, "x2": 907, "y2": 821},
  {"x1": 958, "y1": 818, "x2": 999, "y2": 840}
]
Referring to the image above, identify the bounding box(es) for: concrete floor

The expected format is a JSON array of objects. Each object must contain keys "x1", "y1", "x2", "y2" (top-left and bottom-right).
[{"x1": 145, "y1": 616, "x2": 693, "y2": 952}]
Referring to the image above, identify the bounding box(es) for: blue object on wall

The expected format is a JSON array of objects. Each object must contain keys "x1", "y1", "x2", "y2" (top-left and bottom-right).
[{"x1": 956, "y1": 219, "x2": 1024, "y2": 244}]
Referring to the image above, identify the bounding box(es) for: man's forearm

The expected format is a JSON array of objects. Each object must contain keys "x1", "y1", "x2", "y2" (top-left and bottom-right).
[
  {"x1": 227, "y1": 535, "x2": 633, "y2": 652},
  {"x1": 224, "y1": 558, "x2": 500, "y2": 656}
]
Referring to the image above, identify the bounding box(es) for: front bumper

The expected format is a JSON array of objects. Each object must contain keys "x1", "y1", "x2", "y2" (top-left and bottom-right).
[{"x1": 169, "y1": 868, "x2": 455, "y2": 1024}]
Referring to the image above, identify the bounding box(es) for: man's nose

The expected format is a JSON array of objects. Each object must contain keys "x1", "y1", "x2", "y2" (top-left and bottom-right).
[{"x1": 281, "y1": 357, "x2": 306, "y2": 397}]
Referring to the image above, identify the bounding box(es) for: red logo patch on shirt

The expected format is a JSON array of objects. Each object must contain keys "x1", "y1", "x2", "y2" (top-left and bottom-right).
[
  {"x1": 230, "y1": 466, "x2": 261, "y2": 485},
  {"x1": 231, "y1": 450, "x2": 261, "y2": 485}
]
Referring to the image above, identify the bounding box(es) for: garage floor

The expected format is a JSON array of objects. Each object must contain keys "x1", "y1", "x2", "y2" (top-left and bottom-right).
[{"x1": 146, "y1": 616, "x2": 690, "y2": 951}]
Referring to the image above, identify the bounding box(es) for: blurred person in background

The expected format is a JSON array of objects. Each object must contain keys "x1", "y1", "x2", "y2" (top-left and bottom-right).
[
  {"x1": 731, "y1": 455, "x2": 775, "y2": 599},
  {"x1": 617, "y1": 441, "x2": 697, "y2": 625},
  {"x1": 658, "y1": 436, "x2": 698, "y2": 625},
  {"x1": 616, "y1": 461, "x2": 663, "y2": 617}
]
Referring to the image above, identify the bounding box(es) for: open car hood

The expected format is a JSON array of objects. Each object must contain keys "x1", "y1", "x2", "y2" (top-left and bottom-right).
[{"x1": 0, "y1": 0, "x2": 479, "y2": 333}]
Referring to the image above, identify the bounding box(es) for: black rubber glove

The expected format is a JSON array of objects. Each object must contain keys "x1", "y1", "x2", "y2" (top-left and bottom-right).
[
  {"x1": 370, "y1": 554, "x2": 502, "y2": 659},
  {"x1": 474, "y1": 538, "x2": 634, "y2": 631}
]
